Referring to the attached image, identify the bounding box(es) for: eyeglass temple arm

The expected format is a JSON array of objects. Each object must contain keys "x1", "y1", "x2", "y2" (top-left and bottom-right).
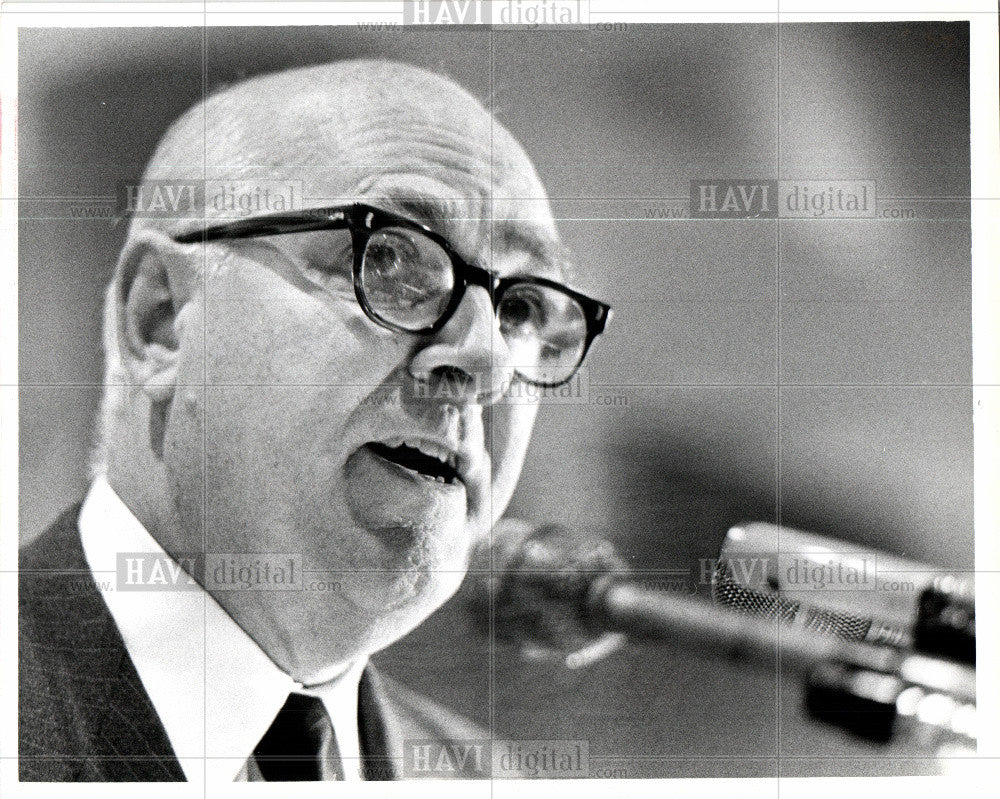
[{"x1": 173, "y1": 210, "x2": 351, "y2": 244}]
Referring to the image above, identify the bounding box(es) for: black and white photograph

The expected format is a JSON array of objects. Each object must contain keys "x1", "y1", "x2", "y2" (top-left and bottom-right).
[{"x1": 2, "y1": 1, "x2": 997, "y2": 793}]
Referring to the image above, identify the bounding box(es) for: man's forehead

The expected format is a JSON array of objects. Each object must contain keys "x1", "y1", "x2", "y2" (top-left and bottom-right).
[
  {"x1": 144, "y1": 60, "x2": 569, "y2": 278},
  {"x1": 288, "y1": 116, "x2": 564, "y2": 278}
]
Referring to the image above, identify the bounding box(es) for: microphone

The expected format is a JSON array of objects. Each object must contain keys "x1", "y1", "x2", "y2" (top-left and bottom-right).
[
  {"x1": 711, "y1": 522, "x2": 975, "y2": 661},
  {"x1": 470, "y1": 518, "x2": 976, "y2": 745},
  {"x1": 466, "y1": 519, "x2": 632, "y2": 668},
  {"x1": 712, "y1": 522, "x2": 932, "y2": 646},
  {"x1": 470, "y1": 520, "x2": 901, "y2": 674},
  {"x1": 472, "y1": 519, "x2": 967, "y2": 658}
]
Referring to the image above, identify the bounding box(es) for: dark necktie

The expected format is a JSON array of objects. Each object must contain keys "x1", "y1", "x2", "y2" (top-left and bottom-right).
[{"x1": 253, "y1": 693, "x2": 343, "y2": 781}]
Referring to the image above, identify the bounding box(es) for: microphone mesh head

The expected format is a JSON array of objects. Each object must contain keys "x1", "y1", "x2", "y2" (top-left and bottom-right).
[
  {"x1": 710, "y1": 560, "x2": 800, "y2": 622},
  {"x1": 711, "y1": 561, "x2": 876, "y2": 643},
  {"x1": 801, "y1": 605, "x2": 873, "y2": 641}
]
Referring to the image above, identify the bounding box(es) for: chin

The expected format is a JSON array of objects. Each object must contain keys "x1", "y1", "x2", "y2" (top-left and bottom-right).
[
  {"x1": 330, "y1": 570, "x2": 464, "y2": 658},
  {"x1": 329, "y1": 513, "x2": 468, "y2": 609}
]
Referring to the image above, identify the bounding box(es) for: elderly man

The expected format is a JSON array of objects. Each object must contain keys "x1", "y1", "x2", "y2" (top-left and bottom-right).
[{"x1": 18, "y1": 59, "x2": 610, "y2": 781}]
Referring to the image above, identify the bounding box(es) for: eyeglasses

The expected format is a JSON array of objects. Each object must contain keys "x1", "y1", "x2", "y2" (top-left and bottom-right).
[{"x1": 173, "y1": 203, "x2": 611, "y2": 387}]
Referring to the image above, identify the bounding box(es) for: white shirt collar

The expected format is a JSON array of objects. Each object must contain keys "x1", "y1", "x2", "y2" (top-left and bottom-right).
[{"x1": 78, "y1": 475, "x2": 367, "y2": 782}]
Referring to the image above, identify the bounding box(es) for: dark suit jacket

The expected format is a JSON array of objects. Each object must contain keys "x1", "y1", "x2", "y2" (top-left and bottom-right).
[{"x1": 19, "y1": 505, "x2": 492, "y2": 781}]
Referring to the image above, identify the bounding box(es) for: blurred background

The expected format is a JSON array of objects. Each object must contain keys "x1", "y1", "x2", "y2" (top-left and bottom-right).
[{"x1": 18, "y1": 23, "x2": 971, "y2": 778}]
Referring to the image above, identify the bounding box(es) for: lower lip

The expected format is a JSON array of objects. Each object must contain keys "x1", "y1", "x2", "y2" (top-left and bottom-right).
[{"x1": 343, "y1": 444, "x2": 467, "y2": 542}]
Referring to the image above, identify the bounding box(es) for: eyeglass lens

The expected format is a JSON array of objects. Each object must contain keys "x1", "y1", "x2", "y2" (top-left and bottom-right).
[{"x1": 359, "y1": 226, "x2": 588, "y2": 384}]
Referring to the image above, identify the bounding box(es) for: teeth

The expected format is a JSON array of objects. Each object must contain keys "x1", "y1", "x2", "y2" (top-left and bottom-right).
[
  {"x1": 374, "y1": 436, "x2": 462, "y2": 480},
  {"x1": 389, "y1": 437, "x2": 458, "y2": 471}
]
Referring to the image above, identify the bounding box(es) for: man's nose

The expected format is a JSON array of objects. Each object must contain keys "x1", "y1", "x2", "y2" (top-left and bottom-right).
[{"x1": 408, "y1": 286, "x2": 512, "y2": 405}]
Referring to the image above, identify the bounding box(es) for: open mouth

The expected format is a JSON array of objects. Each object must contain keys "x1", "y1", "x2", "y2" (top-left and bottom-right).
[{"x1": 366, "y1": 442, "x2": 461, "y2": 485}]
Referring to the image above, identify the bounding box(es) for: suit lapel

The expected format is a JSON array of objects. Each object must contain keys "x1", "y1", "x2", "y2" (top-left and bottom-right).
[
  {"x1": 359, "y1": 666, "x2": 496, "y2": 779},
  {"x1": 19, "y1": 506, "x2": 184, "y2": 781},
  {"x1": 358, "y1": 668, "x2": 398, "y2": 780}
]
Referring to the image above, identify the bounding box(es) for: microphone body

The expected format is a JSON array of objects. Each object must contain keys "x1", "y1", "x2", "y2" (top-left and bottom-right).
[
  {"x1": 588, "y1": 577, "x2": 974, "y2": 699},
  {"x1": 712, "y1": 522, "x2": 975, "y2": 664},
  {"x1": 473, "y1": 518, "x2": 976, "y2": 746},
  {"x1": 711, "y1": 522, "x2": 953, "y2": 647},
  {"x1": 476, "y1": 519, "x2": 970, "y2": 664}
]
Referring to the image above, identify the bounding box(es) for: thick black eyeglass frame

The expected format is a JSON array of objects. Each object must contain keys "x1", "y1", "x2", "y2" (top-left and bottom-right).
[{"x1": 172, "y1": 202, "x2": 612, "y2": 387}]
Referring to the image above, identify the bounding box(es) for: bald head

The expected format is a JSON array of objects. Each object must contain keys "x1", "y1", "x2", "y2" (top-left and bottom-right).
[{"x1": 135, "y1": 59, "x2": 558, "y2": 256}]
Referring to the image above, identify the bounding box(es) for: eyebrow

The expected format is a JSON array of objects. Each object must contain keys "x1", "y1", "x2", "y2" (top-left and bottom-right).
[{"x1": 377, "y1": 193, "x2": 573, "y2": 282}]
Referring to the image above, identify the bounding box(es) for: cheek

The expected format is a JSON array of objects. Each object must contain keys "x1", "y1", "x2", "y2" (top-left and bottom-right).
[
  {"x1": 203, "y1": 266, "x2": 374, "y2": 383},
  {"x1": 200, "y1": 263, "x2": 416, "y2": 418},
  {"x1": 486, "y1": 401, "x2": 538, "y2": 499},
  {"x1": 176, "y1": 272, "x2": 409, "y2": 524}
]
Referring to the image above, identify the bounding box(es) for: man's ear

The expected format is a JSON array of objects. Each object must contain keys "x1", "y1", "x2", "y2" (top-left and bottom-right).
[{"x1": 115, "y1": 229, "x2": 192, "y2": 404}]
